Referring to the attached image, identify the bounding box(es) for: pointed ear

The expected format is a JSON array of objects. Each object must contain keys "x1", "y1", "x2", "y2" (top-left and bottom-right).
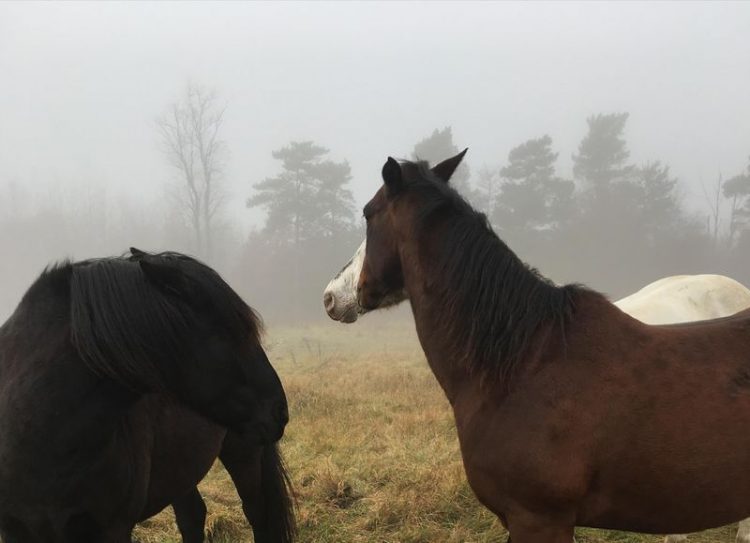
[
  {"x1": 382, "y1": 157, "x2": 403, "y2": 191},
  {"x1": 139, "y1": 259, "x2": 185, "y2": 294},
  {"x1": 432, "y1": 148, "x2": 468, "y2": 183},
  {"x1": 129, "y1": 247, "x2": 147, "y2": 259}
]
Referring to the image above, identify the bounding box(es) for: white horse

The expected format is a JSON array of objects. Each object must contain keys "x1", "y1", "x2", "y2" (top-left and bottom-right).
[
  {"x1": 323, "y1": 240, "x2": 750, "y2": 542},
  {"x1": 613, "y1": 274, "x2": 750, "y2": 325}
]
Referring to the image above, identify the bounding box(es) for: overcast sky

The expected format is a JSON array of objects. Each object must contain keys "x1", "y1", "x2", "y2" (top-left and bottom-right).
[{"x1": 1, "y1": 1, "x2": 749, "y2": 229}]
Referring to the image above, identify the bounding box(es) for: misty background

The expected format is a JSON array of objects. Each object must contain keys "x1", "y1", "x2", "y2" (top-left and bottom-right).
[{"x1": 1, "y1": 1, "x2": 749, "y2": 324}]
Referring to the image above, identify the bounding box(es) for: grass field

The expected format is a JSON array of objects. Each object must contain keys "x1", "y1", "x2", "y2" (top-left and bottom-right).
[{"x1": 133, "y1": 317, "x2": 740, "y2": 543}]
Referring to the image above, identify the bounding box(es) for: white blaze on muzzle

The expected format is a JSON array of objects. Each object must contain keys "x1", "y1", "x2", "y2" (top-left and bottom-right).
[{"x1": 323, "y1": 240, "x2": 366, "y2": 323}]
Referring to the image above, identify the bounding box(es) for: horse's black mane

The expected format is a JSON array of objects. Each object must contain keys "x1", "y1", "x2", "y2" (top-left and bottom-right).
[
  {"x1": 399, "y1": 160, "x2": 581, "y2": 384},
  {"x1": 42, "y1": 251, "x2": 261, "y2": 391}
]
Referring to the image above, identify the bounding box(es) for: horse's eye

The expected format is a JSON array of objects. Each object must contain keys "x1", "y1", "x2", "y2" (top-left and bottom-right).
[{"x1": 363, "y1": 204, "x2": 373, "y2": 221}]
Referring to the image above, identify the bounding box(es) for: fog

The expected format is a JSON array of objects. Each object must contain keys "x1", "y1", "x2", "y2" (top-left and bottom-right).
[{"x1": 1, "y1": 1, "x2": 749, "y2": 323}]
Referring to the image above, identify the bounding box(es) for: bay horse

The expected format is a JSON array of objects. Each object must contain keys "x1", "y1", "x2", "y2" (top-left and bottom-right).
[
  {"x1": 341, "y1": 150, "x2": 750, "y2": 542},
  {"x1": 0, "y1": 249, "x2": 294, "y2": 543},
  {"x1": 325, "y1": 248, "x2": 750, "y2": 543}
]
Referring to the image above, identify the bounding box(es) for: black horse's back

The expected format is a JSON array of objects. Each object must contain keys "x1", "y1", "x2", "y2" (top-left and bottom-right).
[
  {"x1": 0, "y1": 249, "x2": 292, "y2": 543},
  {"x1": 1, "y1": 262, "x2": 73, "y2": 348}
]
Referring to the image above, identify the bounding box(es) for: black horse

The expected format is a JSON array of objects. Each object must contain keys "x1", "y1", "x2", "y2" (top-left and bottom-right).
[{"x1": 0, "y1": 249, "x2": 294, "y2": 542}]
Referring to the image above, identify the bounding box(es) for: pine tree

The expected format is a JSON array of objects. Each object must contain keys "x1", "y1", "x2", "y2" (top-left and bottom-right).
[
  {"x1": 572, "y1": 113, "x2": 633, "y2": 200},
  {"x1": 494, "y1": 135, "x2": 574, "y2": 235},
  {"x1": 412, "y1": 127, "x2": 473, "y2": 198},
  {"x1": 247, "y1": 141, "x2": 355, "y2": 245}
]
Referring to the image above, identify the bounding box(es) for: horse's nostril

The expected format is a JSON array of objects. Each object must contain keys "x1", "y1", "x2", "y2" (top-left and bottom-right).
[{"x1": 323, "y1": 291, "x2": 335, "y2": 313}]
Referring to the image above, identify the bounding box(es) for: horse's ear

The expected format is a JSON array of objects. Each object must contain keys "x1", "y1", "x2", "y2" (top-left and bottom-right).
[
  {"x1": 382, "y1": 156, "x2": 403, "y2": 191},
  {"x1": 139, "y1": 259, "x2": 185, "y2": 294},
  {"x1": 129, "y1": 247, "x2": 147, "y2": 259},
  {"x1": 431, "y1": 148, "x2": 468, "y2": 183}
]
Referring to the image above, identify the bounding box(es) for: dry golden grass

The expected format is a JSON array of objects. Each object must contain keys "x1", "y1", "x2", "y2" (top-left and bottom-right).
[{"x1": 133, "y1": 319, "x2": 740, "y2": 542}]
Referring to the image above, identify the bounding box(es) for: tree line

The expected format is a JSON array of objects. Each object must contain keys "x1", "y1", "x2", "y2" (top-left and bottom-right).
[
  {"x1": 1, "y1": 85, "x2": 748, "y2": 323},
  {"x1": 237, "y1": 115, "x2": 749, "y2": 320}
]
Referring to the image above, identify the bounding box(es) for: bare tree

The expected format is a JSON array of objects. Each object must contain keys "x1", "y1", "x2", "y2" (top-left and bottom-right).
[
  {"x1": 157, "y1": 83, "x2": 227, "y2": 258},
  {"x1": 723, "y1": 157, "x2": 750, "y2": 247},
  {"x1": 700, "y1": 172, "x2": 725, "y2": 250}
]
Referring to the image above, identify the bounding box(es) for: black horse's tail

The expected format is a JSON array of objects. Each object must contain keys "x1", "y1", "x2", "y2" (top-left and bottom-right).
[{"x1": 261, "y1": 443, "x2": 296, "y2": 543}]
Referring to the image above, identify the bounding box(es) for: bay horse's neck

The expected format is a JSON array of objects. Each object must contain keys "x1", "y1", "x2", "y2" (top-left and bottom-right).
[{"x1": 400, "y1": 210, "x2": 574, "y2": 401}]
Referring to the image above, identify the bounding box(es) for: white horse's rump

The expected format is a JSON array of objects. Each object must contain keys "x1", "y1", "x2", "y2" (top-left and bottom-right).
[
  {"x1": 323, "y1": 246, "x2": 750, "y2": 541},
  {"x1": 614, "y1": 274, "x2": 750, "y2": 325}
]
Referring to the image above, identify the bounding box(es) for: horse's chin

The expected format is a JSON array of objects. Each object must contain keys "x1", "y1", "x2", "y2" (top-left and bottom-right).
[
  {"x1": 339, "y1": 307, "x2": 360, "y2": 323},
  {"x1": 325, "y1": 295, "x2": 363, "y2": 323}
]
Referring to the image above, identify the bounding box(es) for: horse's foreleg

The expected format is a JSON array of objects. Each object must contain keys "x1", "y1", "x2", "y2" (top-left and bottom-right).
[
  {"x1": 219, "y1": 434, "x2": 269, "y2": 540},
  {"x1": 172, "y1": 487, "x2": 207, "y2": 543},
  {"x1": 220, "y1": 432, "x2": 295, "y2": 543}
]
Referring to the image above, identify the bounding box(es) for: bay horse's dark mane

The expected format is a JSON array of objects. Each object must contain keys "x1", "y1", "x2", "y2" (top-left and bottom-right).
[
  {"x1": 400, "y1": 160, "x2": 583, "y2": 384},
  {"x1": 40, "y1": 251, "x2": 262, "y2": 391}
]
